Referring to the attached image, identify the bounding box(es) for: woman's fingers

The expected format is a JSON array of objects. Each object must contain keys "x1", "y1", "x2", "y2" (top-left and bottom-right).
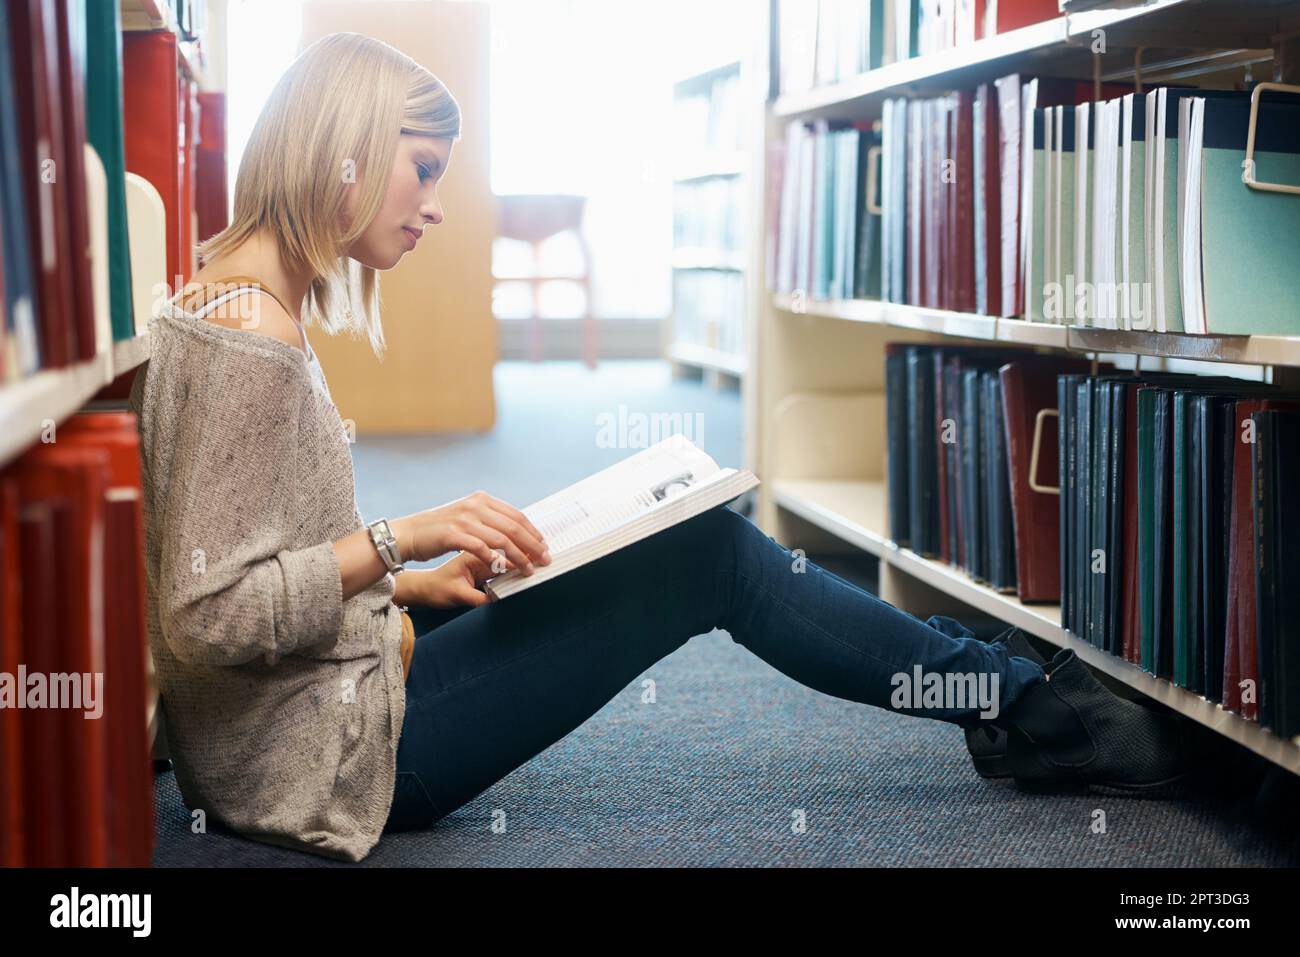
[
  {"x1": 444, "y1": 531, "x2": 500, "y2": 574},
  {"x1": 462, "y1": 519, "x2": 535, "y2": 575},
  {"x1": 482, "y1": 496, "x2": 547, "y2": 551},
  {"x1": 472, "y1": 504, "x2": 549, "y2": 563}
]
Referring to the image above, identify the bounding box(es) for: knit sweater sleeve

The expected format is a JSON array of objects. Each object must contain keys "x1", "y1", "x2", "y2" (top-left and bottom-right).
[{"x1": 154, "y1": 342, "x2": 345, "y2": 667}]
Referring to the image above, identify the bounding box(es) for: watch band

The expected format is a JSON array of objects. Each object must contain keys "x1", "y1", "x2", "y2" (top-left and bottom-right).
[{"x1": 367, "y1": 517, "x2": 405, "y2": 575}]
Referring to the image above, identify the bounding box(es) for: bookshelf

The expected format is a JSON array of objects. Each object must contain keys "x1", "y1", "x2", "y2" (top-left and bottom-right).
[
  {"x1": 669, "y1": 59, "x2": 749, "y2": 389},
  {"x1": 0, "y1": 0, "x2": 223, "y2": 866},
  {"x1": 750, "y1": 0, "x2": 1300, "y2": 776}
]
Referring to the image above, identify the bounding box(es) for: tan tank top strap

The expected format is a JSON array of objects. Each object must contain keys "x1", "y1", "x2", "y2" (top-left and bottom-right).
[{"x1": 185, "y1": 274, "x2": 296, "y2": 319}]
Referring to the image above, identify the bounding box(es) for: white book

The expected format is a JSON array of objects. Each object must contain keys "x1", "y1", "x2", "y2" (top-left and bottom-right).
[{"x1": 484, "y1": 436, "x2": 760, "y2": 601}]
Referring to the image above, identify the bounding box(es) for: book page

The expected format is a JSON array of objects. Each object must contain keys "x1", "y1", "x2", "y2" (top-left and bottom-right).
[{"x1": 520, "y1": 436, "x2": 728, "y2": 553}]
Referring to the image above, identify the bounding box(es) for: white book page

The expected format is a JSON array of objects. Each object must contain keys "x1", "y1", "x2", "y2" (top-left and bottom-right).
[{"x1": 519, "y1": 437, "x2": 727, "y2": 554}]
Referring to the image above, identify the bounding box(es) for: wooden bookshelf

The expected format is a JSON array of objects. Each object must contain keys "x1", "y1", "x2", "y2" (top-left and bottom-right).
[{"x1": 750, "y1": 0, "x2": 1300, "y2": 775}]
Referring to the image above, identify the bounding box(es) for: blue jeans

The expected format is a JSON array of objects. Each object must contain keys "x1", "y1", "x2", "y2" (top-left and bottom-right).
[{"x1": 384, "y1": 504, "x2": 1046, "y2": 830}]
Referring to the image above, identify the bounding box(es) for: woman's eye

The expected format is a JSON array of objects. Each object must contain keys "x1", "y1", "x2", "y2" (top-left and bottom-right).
[{"x1": 417, "y1": 163, "x2": 433, "y2": 182}]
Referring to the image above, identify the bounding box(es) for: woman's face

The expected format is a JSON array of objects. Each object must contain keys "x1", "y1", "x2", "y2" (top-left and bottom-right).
[{"x1": 346, "y1": 133, "x2": 453, "y2": 269}]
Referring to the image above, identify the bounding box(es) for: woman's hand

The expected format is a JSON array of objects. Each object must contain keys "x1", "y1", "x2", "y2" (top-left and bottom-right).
[
  {"x1": 391, "y1": 490, "x2": 551, "y2": 574},
  {"x1": 393, "y1": 553, "x2": 496, "y2": 609}
]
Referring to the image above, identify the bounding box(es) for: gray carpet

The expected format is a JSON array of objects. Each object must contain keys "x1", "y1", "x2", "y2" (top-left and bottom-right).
[{"x1": 151, "y1": 360, "x2": 1300, "y2": 867}]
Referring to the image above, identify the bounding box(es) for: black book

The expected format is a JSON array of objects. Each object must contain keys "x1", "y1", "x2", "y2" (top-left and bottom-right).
[
  {"x1": 906, "y1": 347, "x2": 939, "y2": 557},
  {"x1": 1152, "y1": 389, "x2": 1173, "y2": 680},
  {"x1": 962, "y1": 368, "x2": 986, "y2": 582},
  {"x1": 885, "y1": 346, "x2": 911, "y2": 546},
  {"x1": 1106, "y1": 381, "x2": 1127, "y2": 657},
  {"x1": 1058, "y1": 374, "x2": 1078, "y2": 635}
]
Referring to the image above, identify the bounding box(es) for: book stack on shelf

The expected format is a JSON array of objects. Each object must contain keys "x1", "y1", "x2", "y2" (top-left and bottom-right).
[
  {"x1": 0, "y1": 0, "x2": 226, "y2": 867},
  {"x1": 669, "y1": 60, "x2": 748, "y2": 387},
  {"x1": 753, "y1": 0, "x2": 1300, "y2": 777}
]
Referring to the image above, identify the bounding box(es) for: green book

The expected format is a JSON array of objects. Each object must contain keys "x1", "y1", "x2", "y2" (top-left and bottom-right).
[
  {"x1": 1137, "y1": 386, "x2": 1157, "y2": 672},
  {"x1": 1171, "y1": 390, "x2": 1190, "y2": 686},
  {"x1": 84, "y1": 0, "x2": 135, "y2": 342}
]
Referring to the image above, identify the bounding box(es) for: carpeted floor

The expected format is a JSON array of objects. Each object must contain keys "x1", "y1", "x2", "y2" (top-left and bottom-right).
[{"x1": 151, "y1": 360, "x2": 1300, "y2": 867}]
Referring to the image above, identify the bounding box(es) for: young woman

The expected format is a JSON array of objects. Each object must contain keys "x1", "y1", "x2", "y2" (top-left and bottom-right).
[{"x1": 129, "y1": 33, "x2": 1191, "y2": 863}]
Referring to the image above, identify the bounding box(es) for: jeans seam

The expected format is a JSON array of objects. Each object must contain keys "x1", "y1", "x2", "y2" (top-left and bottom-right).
[{"x1": 398, "y1": 769, "x2": 443, "y2": 821}]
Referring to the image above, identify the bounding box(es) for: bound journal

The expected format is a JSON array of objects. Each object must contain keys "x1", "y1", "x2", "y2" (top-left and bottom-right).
[{"x1": 483, "y1": 436, "x2": 759, "y2": 601}]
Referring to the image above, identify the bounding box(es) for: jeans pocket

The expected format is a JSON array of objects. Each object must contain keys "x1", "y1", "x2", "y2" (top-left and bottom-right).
[{"x1": 384, "y1": 770, "x2": 439, "y2": 832}]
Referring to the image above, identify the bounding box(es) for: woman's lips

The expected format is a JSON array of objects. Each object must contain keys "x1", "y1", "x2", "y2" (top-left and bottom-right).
[{"x1": 402, "y1": 227, "x2": 420, "y2": 249}]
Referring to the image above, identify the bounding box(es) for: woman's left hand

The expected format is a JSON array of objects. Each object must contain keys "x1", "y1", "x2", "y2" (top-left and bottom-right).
[{"x1": 393, "y1": 553, "x2": 494, "y2": 609}]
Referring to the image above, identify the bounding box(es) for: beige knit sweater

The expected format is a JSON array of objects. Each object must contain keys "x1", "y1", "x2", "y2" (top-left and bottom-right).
[{"x1": 127, "y1": 295, "x2": 407, "y2": 862}]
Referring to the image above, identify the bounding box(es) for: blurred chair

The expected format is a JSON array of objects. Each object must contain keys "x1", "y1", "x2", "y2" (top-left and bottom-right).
[{"x1": 494, "y1": 194, "x2": 597, "y2": 367}]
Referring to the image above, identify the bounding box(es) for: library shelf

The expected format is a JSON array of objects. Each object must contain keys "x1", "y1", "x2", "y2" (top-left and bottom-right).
[
  {"x1": 1, "y1": 332, "x2": 153, "y2": 468},
  {"x1": 666, "y1": 340, "x2": 747, "y2": 378},
  {"x1": 887, "y1": 303, "x2": 998, "y2": 340},
  {"x1": 1068, "y1": 326, "x2": 1300, "y2": 368},
  {"x1": 674, "y1": 151, "x2": 746, "y2": 183},
  {"x1": 772, "y1": 292, "x2": 886, "y2": 324},
  {"x1": 672, "y1": 248, "x2": 746, "y2": 272},
  {"x1": 770, "y1": 477, "x2": 1300, "y2": 774},
  {"x1": 0, "y1": 353, "x2": 114, "y2": 467},
  {"x1": 765, "y1": 0, "x2": 1280, "y2": 121},
  {"x1": 770, "y1": 293, "x2": 1300, "y2": 365},
  {"x1": 112, "y1": 331, "x2": 152, "y2": 376}
]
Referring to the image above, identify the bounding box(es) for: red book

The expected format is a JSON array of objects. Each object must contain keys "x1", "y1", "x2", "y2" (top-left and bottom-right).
[
  {"x1": 998, "y1": 356, "x2": 1094, "y2": 602},
  {"x1": 16, "y1": 442, "x2": 112, "y2": 866},
  {"x1": 975, "y1": 83, "x2": 1001, "y2": 317},
  {"x1": 10, "y1": 0, "x2": 77, "y2": 367},
  {"x1": 990, "y1": 0, "x2": 1060, "y2": 35},
  {"x1": 62, "y1": 412, "x2": 154, "y2": 867},
  {"x1": 1224, "y1": 399, "x2": 1299, "y2": 718},
  {"x1": 952, "y1": 89, "x2": 976, "y2": 314},
  {"x1": 52, "y1": 0, "x2": 98, "y2": 361},
  {"x1": 122, "y1": 29, "x2": 182, "y2": 295},
  {"x1": 0, "y1": 468, "x2": 24, "y2": 866},
  {"x1": 196, "y1": 91, "x2": 229, "y2": 247},
  {"x1": 179, "y1": 76, "x2": 198, "y2": 283}
]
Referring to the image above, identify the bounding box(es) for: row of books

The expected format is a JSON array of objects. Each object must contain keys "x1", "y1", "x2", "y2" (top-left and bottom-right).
[
  {"x1": 884, "y1": 342, "x2": 1300, "y2": 738},
  {"x1": 674, "y1": 176, "x2": 742, "y2": 253},
  {"x1": 1, "y1": 0, "x2": 227, "y2": 386},
  {"x1": 768, "y1": 72, "x2": 1300, "y2": 337},
  {"x1": 777, "y1": 0, "x2": 1063, "y2": 96},
  {"x1": 767, "y1": 120, "x2": 881, "y2": 302},
  {"x1": 1059, "y1": 372, "x2": 1300, "y2": 736},
  {"x1": 0, "y1": 411, "x2": 154, "y2": 867},
  {"x1": 1019, "y1": 85, "x2": 1300, "y2": 335},
  {"x1": 672, "y1": 269, "x2": 745, "y2": 357}
]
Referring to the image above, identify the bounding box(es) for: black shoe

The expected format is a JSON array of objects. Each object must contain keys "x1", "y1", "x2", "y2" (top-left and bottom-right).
[
  {"x1": 964, "y1": 626, "x2": 1045, "y2": 779},
  {"x1": 1001, "y1": 648, "x2": 1192, "y2": 793}
]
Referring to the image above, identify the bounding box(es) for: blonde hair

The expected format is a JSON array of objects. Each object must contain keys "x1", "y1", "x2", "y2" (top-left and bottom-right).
[{"x1": 196, "y1": 32, "x2": 461, "y2": 357}]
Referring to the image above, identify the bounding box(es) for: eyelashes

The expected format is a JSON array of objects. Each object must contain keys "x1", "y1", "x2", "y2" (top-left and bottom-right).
[{"x1": 417, "y1": 163, "x2": 433, "y2": 182}]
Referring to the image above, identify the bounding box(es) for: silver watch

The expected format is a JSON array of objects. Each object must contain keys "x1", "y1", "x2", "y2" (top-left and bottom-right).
[{"x1": 366, "y1": 517, "x2": 405, "y2": 575}]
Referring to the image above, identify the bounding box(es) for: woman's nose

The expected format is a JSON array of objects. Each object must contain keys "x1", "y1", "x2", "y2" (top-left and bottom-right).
[{"x1": 423, "y1": 191, "x2": 444, "y2": 226}]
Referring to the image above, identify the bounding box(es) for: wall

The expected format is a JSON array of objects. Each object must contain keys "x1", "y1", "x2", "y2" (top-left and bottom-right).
[{"x1": 299, "y1": 0, "x2": 496, "y2": 432}]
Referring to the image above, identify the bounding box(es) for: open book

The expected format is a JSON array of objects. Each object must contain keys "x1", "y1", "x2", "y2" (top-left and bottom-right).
[{"x1": 483, "y1": 435, "x2": 759, "y2": 600}]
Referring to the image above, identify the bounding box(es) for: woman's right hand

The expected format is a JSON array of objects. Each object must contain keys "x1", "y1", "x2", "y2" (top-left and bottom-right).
[{"x1": 392, "y1": 491, "x2": 551, "y2": 576}]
